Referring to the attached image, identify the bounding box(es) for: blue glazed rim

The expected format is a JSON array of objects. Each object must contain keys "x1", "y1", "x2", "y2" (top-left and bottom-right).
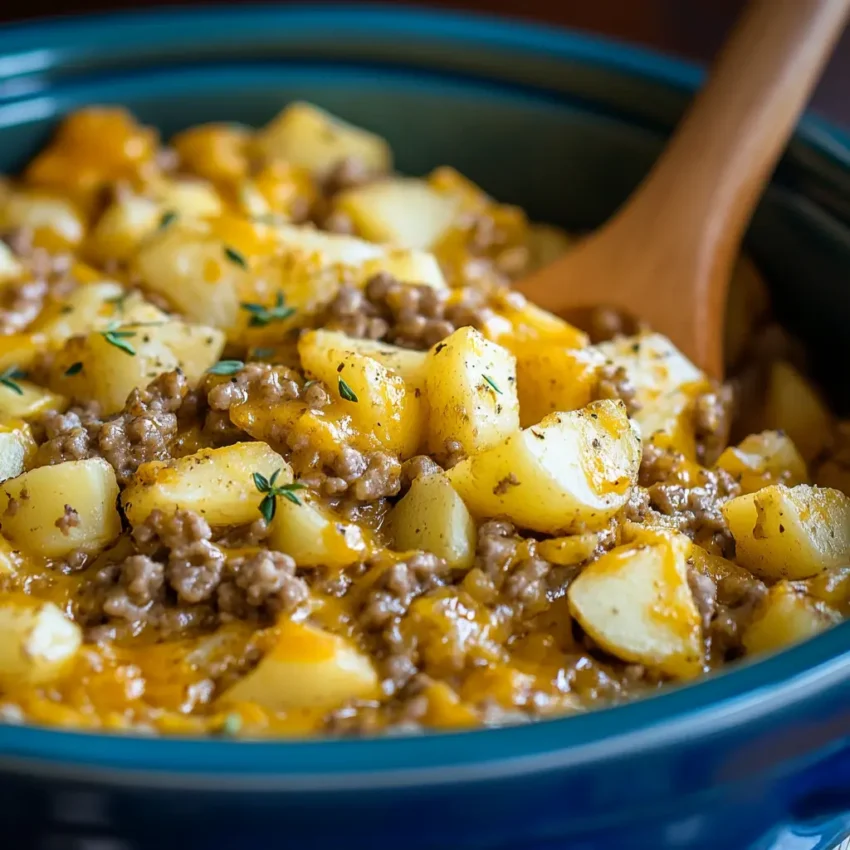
[{"x1": 0, "y1": 3, "x2": 848, "y2": 789}]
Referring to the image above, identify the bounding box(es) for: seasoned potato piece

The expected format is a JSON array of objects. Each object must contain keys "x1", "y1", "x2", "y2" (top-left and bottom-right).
[
  {"x1": 568, "y1": 532, "x2": 703, "y2": 678},
  {"x1": 299, "y1": 330, "x2": 424, "y2": 458},
  {"x1": 0, "y1": 241, "x2": 22, "y2": 282},
  {"x1": 0, "y1": 421, "x2": 36, "y2": 483},
  {"x1": 254, "y1": 102, "x2": 392, "y2": 178},
  {"x1": 0, "y1": 458, "x2": 121, "y2": 558},
  {"x1": 764, "y1": 361, "x2": 833, "y2": 462},
  {"x1": 387, "y1": 473, "x2": 476, "y2": 569},
  {"x1": 716, "y1": 430, "x2": 808, "y2": 494},
  {"x1": 275, "y1": 222, "x2": 385, "y2": 266},
  {"x1": 446, "y1": 400, "x2": 640, "y2": 534},
  {"x1": 722, "y1": 484, "x2": 850, "y2": 580},
  {"x1": 425, "y1": 327, "x2": 519, "y2": 457},
  {"x1": 87, "y1": 195, "x2": 161, "y2": 264},
  {"x1": 154, "y1": 179, "x2": 222, "y2": 219},
  {"x1": 0, "y1": 380, "x2": 65, "y2": 420},
  {"x1": 122, "y1": 442, "x2": 290, "y2": 527},
  {"x1": 33, "y1": 280, "x2": 125, "y2": 342},
  {"x1": 358, "y1": 249, "x2": 447, "y2": 289},
  {"x1": 154, "y1": 321, "x2": 226, "y2": 384},
  {"x1": 0, "y1": 333, "x2": 49, "y2": 372},
  {"x1": 0, "y1": 190, "x2": 85, "y2": 249},
  {"x1": 485, "y1": 301, "x2": 588, "y2": 353},
  {"x1": 269, "y1": 495, "x2": 371, "y2": 568},
  {"x1": 537, "y1": 532, "x2": 606, "y2": 566},
  {"x1": 0, "y1": 594, "x2": 82, "y2": 688},
  {"x1": 220, "y1": 618, "x2": 379, "y2": 710},
  {"x1": 336, "y1": 178, "x2": 459, "y2": 250},
  {"x1": 515, "y1": 344, "x2": 605, "y2": 428},
  {"x1": 743, "y1": 582, "x2": 840, "y2": 655}
]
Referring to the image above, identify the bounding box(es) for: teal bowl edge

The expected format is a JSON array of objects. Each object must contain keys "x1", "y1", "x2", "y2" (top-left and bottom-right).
[{"x1": 0, "y1": 3, "x2": 847, "y2": 787}]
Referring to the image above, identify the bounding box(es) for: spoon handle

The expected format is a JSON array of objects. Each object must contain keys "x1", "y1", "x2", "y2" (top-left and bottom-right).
[{"x1": 630, "y1": 0, "x2": 850, "y2": 253}]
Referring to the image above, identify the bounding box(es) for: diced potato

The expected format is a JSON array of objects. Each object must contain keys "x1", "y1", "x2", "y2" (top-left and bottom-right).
[
  {"x1": 358, "y1": 248, "x2": 447, "y2": 289},
  {"x1": 515, "y1": 344, "x2": 605, "y2": 428},
  {"x1": 486, "y1": 301, "x2": 589, "y2": 353},
  {"x1": 387, "y1": 473, "x2": 476, "y2": 570},
  {"x1": 0, "y1": 458, "x2": 121, "y2": 558},
  {"x1": 716, "y1": 430, "x2": 808, "y2": 494},
  {"x1": 0, "y1": 380, "x2": 65, "y2": 420},
  {"x1": 153, "y1": 321, "x2": 226, "y2": 384},
  {"x1": 0, "y1": 594, "x2": 82, "y2": 688},
  {"x1": 220, "y1": 618, "x2": 379, "y2": 710},
  {"x1": 0, "y1": 333, "x2": 49, "y2": 372},
  {"x1": 33, "y1": 280, "x2": 125, "y2": 342},
  {"x1": 446, "y1": 400, "x2": 640, "y2": 534},
  {"x1": 0, "y1": 241, "x2": 22, "y2": 282},
  {"x1": 537, "y1": 532, "x2": 605, "y2": 566},
  {"x1": 268, "y1": 494, "x2": 370, "y2": 568},
  {"x1": 743, "y1": 582, "x2": 840, "y2": 655},
  {"x1": 275, "y1": 223, "x2": 385, "y2": 267},
  {"x1": 122, "y1": 442, "x2": 290, "y2": 527},
  {"x1": 299, "y1": 330, "x2": 427, "y2": 391},
  {"x1": 254, "y1": 102, "x2": 392, "y2": 178},
  {"x1": 764, "y1": 361, "x2": 833, "y2": 462},
  {"x1": 0, "y1": 190, "x2": 85, "y2": 249},
  {"x1": 0, "y1": 421, "x2": 36, "y2": 483},
  {"x1": 153, "y1": 179, "x2": 222, "y2": 219},
  {"x1": 567, "y1": 532, "x2": 703, "y2": 678},
  {"x1": 298, "y1": 330, "x2": 424, "y2": 457},
  {"x1": 722, "y1": 484, "x2": 850, "y2": 580},
  {"x1": 424, "y1": 327, "x2": 519, "y2": 457},
  {"x1": 87, "y1": 196, "x2": 161, "y2": 264},
  {"x1": 336, "y1": 178, "x2": 459, "y2": 250}
]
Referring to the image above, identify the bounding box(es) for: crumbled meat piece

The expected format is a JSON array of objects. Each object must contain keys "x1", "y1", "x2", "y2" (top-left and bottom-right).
[
  {"x1": 687, "y1": 567, "x2": 717, "y2": 632},
  {"x1": 0, "y1": 278, "x2": 48, "y2": 333},
  {"x1": 299, "y1": 445, "x2": 401, "y2": 502},
  {"x1": 213, "y1": 518, "x2": 270, "y2": 548},
  {"x1": 218, "y1": 550, "x2": 309, "y2": 619},
  {"x1": 400, "y1": 455, "x2": 443, "y2": 492},
  {"x1": 647, "y1": 468, "x2": 740, "y2": 539},
  {"x1": 119, "y1": 555, "x2": 165, "y2": 605},
  {"x1": 303, "y1": 381, "x2": 331, "y2": 410},
  {"x1": 323, "y1": 157, "x2": 375, "y2": 196},
  {"x1": 639, "y1": 443, "x2": 680, "y2": 487},
  {"x1": 3, "y1": 498, "x2": 19, "y2": 518},
  {"x1": 474, "y1": 519, "x2": 521, "y2": 584},
  {"x1": 54, "y1": 504, "x2": 80, "y2": 536},
  {"x1": 439, "y1": 439, "x2": 466, "y2": 469},
  {"x1": 594, "y1": 363, "x2": 641, "y2": 416},
  {"x1": 321, "y1": 210, "x2": 356, "y2": 235},
  {"x1": 206, "y1": 362, "x2": 301, "y2": 411},
  {"x1": 493, "y1": 473, "x2": 520, "y2": 495},
  {"x1": 33, "y1": 403, "x2": 103, "y2": 466},
  {"x1": 709, "y1": 573, "x2": 767, "y2": 660},
  {"x1": 693, "y1": 384, "x2": 735, "y2": 465},
  {"x1": 503, "y1": 556, "x2": 553, "y2": 616},
  {"x1": 584, "y1": 306, "x2": 642, "y2": 343}
]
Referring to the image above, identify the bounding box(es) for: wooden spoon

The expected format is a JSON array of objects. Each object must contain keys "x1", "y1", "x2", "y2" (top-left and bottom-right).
[{"x1": 516, "y1": 0, "x2": 850, "y2": 379}]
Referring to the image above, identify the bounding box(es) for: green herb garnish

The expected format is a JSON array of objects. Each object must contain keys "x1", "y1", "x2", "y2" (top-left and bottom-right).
[
  {"x1": 224, "y1": 245, "x2": 248, "y2": 269},
  {"x1": 338, "y1": 377, "x2": 358, "y2": 403},
  {"x1": 0, "y1": 365, "x2": 26, "y2": 395},
  {"x1": 207, "y1": 360, "x2": 245, "y2": 376},
  {"x1": 240, "y1": 292, "x2": 295, "y2": 328},
  {"x1": 105, "y1": 291, "x2": 131, "y2": 314},
  {"x1": 253, "y1": 469, "x2": 307, "y2": 522},
  {"x1": 159, "y1": 210, "x2": 178, "y2": 230},
  {"x1": 483, "y1": 374, "x2": 502, "y2": 395},
  {"x1": 100, "y1": 322, "x2": 137, "y2": 356},
  {"x1": 64, "y1": 362, "x2": 84, "y2": 377}
]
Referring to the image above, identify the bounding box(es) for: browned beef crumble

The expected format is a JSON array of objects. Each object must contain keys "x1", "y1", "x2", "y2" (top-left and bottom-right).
[
  {"x1": 594, "y1": 363, "x2": 641, "y2": 416},
  {"x1": 55, "y1": 504, "x2": 80, "y2": 536}
]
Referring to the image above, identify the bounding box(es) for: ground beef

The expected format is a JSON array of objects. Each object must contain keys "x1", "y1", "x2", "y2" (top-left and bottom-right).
[
  {"x1": 0, "y1": 278, "x2": 48, "y2": 334},
  {"x1": 298, "y1": 445, "x2": 401, "y2": 503},
  {"x1": 439, "y1": 439, "x2": 466, "y2": 470},
  {"x1": 687, "y1": 567, "x2": 717, "y2": 632},
  {"x1": 217, "y1": 550, "x2": 309, "y2": 620},
  {"x1": 54, "y1": 504, "x2": 80, "y2": 536},
  {"x1": 322, "y1": 157, "x2": 375, "y2": 196},
  {"x1": 399, "y1": 455, "x2": 443, "y2": 492},
  {"x1": 213, "y1": 518, "x2": 270, "y2": 548},
  {"x1": 206, "y1": 362, "x2": 301, "y2": 411},
  {"x1": 594, "y1": 363, "x2": 641, "y2": 416},
  {"x1": 323, "y1": 273, "x2": 497, "y2": 351},
  {"x1": 693, "y1": 383, "x2": 735, "y2": 465},
  {"x1": 33, "y1": 403, "x2": 103, "y2": 466},
  {"x1": 707, "y1": 572, "x2": 767, "y2": 660},
  {"x1": 502, "y1": 555, "x2": 553, "y2": 617}
]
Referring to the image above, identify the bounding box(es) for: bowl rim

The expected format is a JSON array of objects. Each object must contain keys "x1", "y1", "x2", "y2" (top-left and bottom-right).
[{"x1": 0, "y1": 2, "x2": 849, "y2": 789}]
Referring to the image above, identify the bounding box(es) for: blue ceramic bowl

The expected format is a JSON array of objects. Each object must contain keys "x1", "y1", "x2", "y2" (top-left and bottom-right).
[{"x1": 1, "y1": 6, "x2": 850, "y2": 849}]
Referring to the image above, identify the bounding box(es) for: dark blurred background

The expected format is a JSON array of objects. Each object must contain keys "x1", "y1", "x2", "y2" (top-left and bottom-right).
[{"x1": 1, "y1": 0, "x2": 849, "y2": 127}]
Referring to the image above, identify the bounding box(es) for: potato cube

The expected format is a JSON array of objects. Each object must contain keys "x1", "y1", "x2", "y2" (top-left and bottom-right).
[
  {"x1": 153, "y1": 321, "x2": 226, "y2": 384},
  {"x1": 0, "y1": 458, "x2": 121, "y2": 558},
  {"x1": 516, "y1": 344, "x2": 605, "y2": 428},
  {"x1": 358, "y1": 249, "x2": 447, "y2": 289},
  {"x1": 0, "y1": 421, "x2": 36, "y2": 483},
  {"x1": 87, "y1": 195, "x2": 161, "y2": 264},
  {"x1": 153, "y1": 179, "x2": 223, "y2": 219},
  {"x1": 425, "y1": 327, "x2": 519, "y2": 457},
  {"x1": 254, "y1": 102, "x2": 392, "y2": 178},
  {"x1": 0, "y1": 241, "x2": 22, "y2": 282},
  {"x1": 743, "y1": 582, "x2": 840, "y2": 655},
  {"x1": 0, "y1": 190, "x2": 85, "y2": 249},
  {"x1": 446, "y1": 400, "x2": 640, "y2": 534},
  {"x1": 387, "y1": 473, "x2": 476, "y2": 569},
  {"x1": 268, "y1": 494, "x2": 370, "y2": 568},
  {"x1": 336, "y1": 178, "x2": 459, "y2": 250},
  {"x1": 537, "y1": 532, "x2": 606, "y2": 566},
  {"x1": 764, "y1": 361, "x2": 833, "y2": 462},
  {"x1": 0, "y1": 380, "x2": 65, "y2": 421},
  {"x1": 275, "y1": 223, "x2": 385, "y2": 267},
  {"x1": 716, "y1": 430, "x2": 808, "y2": 494},
  {"x1": 486, "y1": 301, "x2": 588, "y2": 353},
  {"x1": 0, "y1": 594, "x2": 82, "y2": 688},
  {"x1": 122, "y1": 442, "x2": 290, "y2": 528},
  {"x1": 220, "y1": 618, "x2": 379, "y2": 710},
  {"x1": 298, "y1": 330, "x2": 424, "y2": 458},
  {"x1": 567, "y1": 532, "x2": 703, "y2": 678},
  {"x1": 722, "y1": 484, "x2": 850, "y2": 580},
  {"x1": 33, "y1": 280, "x2": 125, "y2": 342}
]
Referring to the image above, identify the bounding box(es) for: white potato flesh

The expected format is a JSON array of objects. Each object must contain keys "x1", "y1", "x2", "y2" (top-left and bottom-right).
[
  {"x1": 0, "y1": 422, "x2": 36, "y2": 483},
  {"x1": 88, "y1": 196, "x2": 161, "y2": 264},
  {"x1": 716, "y1": 430, "x2": 808, "y2": 494},
  {"x1": 0, "y1": 191, "x2": 85, "y2": 247},
  {"x1": 154, "y1": 179, "x2": 223, "y2": 218},
  {"x1": 275, "y1": 223, "x2": 385, "y2": 266},
  {"x1": 722, "y1": 484, "x2": 850, "y2": 580},
  {"x1": 122, "y1": 442, "x2": 291, "y2": 527},
  {"x1": 358, "y1": 249, "x2": 447, "y2": 289},
  {"x1": 153, "y1": 321, "x2": 226, "y2": 384},
  {"x1": 0, "y1": 380, "x2": 64, "y2": 421},
  {"x1": 254, "y1": 102, "x2": 392, "y2": 178},
  {"x1": 0, "y1": 594, "x2": 82, "y2": 688},
  {"x1": 425, "y1": 327, "x2": 519, "y2": 457},
  {"x1": 33, "y1": 280, "x2": 125, "y2": 342},
  {"x1": 336, "y1": 178, "x2": 460, "y2": 250},
  {"x1": 743, "y1": 582, "x2": 840, "y2": 656},
  {"x1": 220, "y1": 618, "x2": 379, "y2": 710},
  {"x1": 387, "y1": 473, "x2": 476, "y2": 570},
  {"x1": 567, "y1": 533, "x2": 703, "y2": 678},
  {"x1": 446, "y1": 400, "x2": 640, "y2": 534},
  {"x1": 269, "y1": 495, "x2": 370, "y2": 568},
  {"x1": 0, "y1": 458, "x2": 121, "y2": 558},
  {"x1": 0, "y1": 241, "x2": 22, "y2": 281}
]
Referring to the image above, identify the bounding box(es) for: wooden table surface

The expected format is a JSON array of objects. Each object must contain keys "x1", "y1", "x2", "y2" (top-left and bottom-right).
[{"x1": 0, "y1": 0, "x2": 848, "y2": 127}]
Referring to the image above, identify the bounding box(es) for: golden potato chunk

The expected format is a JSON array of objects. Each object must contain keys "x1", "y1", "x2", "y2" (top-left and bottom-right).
[
  {"x1": 743, "y1": 582, "x2": 840, "y2": 655},
  {"x1": 722, "y1": 484, "x2": 850, "y2": 580},
  {"x1": 387, "y1": 473, "x2": 476, "y2": 570},
  {"x1": 446, "y1": 400, "x2": 640, "y2": 534},
  {"x1": 122, "y1": 442, "x2": 290, "y2": 528},
  {"x1": 0, "y1": 458, "x2": 121, "y2": 558},
  {"x1": 568, "y1": 532, "x2": 703, "y2": 678},
  {"x1": 716, "y1": 430, "x2": 808, "y2": 494},
  {"x1": 0, "y1": 380, "x2": 65, "y2": 421},
  {"x1": 0, "y1": 421, "x2": 36, "y2": 483},
  {"x1": 425, "y1": 327, "x2": 519, "y2": 457},
  {"x1": 0, "y1": 594, "x2": 82, "y2": 688},
  {"x1": 220, "y1": 618, "x2": 379, "y2": 710}
]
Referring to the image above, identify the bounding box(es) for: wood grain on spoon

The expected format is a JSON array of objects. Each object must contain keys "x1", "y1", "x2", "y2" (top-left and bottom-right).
[{"x1": 516, "y1": 0, "x2": 850, "y2": 379}]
